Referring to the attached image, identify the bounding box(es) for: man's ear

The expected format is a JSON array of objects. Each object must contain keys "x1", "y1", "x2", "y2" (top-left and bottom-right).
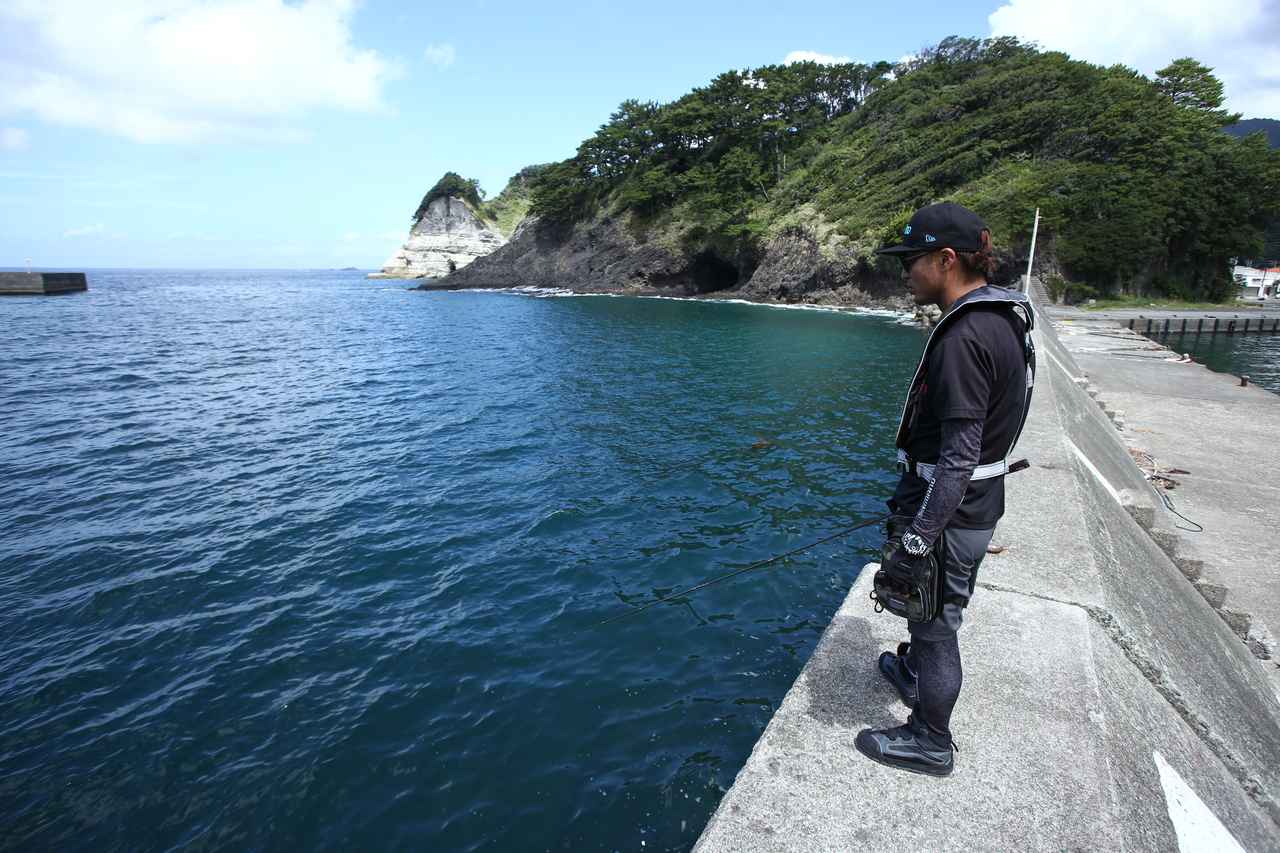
[{"x1": 938, "y1": 248, "x2": 957, "y2": 271}]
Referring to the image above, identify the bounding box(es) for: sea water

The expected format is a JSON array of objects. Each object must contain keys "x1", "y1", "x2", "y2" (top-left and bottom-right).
[
  {"x1": 0, "y1": 270, "x2": 923, "y2": 851},
  {"x1": 1157, "y1": 327, "x2": 1280, "y2": 394}
]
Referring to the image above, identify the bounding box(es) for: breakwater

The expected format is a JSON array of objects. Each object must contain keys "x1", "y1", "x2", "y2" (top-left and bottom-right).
[
  {"x1": 1126, "y1": 313, "x2": 1280, "y2": 336},
  {"x1": 1055, "y1": 304, "x2": 1280, "y2": 393},
  {"x1": 0, "y1": 272, "x2": 87, "y2": 295},
  {"x1": 695, "y1": 284, "x2": 1280, "y2": 851},
  {"x1": 1051, "y1": 319, "x2": 1280, "y2": 670}
]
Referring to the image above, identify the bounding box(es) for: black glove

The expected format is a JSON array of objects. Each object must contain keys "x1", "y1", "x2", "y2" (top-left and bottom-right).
[{"x1": 882, "y1": 515, "x2": 932, "y2": 561}]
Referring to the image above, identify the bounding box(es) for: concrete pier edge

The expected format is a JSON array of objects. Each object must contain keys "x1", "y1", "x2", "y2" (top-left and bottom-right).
[
  {"x1": 693, "y1": 282, "x2": 1280, "y2": 852},
  {"x1": 0, "y1": 272, "x2": 87, "y2": 294}
]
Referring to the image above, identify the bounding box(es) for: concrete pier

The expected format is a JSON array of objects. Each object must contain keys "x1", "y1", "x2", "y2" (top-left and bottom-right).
[
  {"x1": 693, "y1": 284, "x2": 1280, "y2": 851},
  {"x1": 1044, "y1": 303, "x2": 1280, "y2": 336},
  {"x1": 0, "y1": 272, "x2": 87, "y2": 295},
  {"x1": 1049, "y1": 312, "x2": 1280, "y2": 680},
  {"x1": 1126, "y1": 314, "x2": 1280, "y2": 336}
]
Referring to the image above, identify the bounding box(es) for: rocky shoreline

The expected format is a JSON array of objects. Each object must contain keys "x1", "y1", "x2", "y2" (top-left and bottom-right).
[
  {"x1": 412, "y1": 274, "x2": 920, "y2": 317},
  {"x1": 412, "y1": 210, "x2": 951, "y2": 317}
]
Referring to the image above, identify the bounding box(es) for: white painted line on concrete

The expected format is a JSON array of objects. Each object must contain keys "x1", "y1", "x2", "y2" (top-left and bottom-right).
[
  {"x1": 1153, "y1": 750, "x2": 1246, "y2": 853},
  {"x1": 1041, "y1": 346, "x2": 1073, "y2": 378},
  {"x1": 1066, "y1": 438, "x2": 1123, "y2": 506}
]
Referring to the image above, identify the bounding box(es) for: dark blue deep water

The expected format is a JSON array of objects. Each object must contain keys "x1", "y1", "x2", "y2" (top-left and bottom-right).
[{"x1": 0, "y1": 270, "x2": 922, "y2": 851}]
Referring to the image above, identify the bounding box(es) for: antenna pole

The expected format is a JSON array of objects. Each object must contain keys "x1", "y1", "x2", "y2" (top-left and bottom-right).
[{"x1": 1023, "y1": 208, "x2": 1040, "y2": 293}]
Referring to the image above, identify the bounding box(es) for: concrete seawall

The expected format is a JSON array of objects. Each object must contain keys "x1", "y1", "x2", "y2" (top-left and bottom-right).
[
  {"x1": 693, "y1": 289, "x2": 1280, "y2": 851},
  {"x1": 0, "y1": 272, "x2": 87, "y2": 294},
  {"x1": 1048, "y1": 309, "x2": 1280, "y2": 674}
]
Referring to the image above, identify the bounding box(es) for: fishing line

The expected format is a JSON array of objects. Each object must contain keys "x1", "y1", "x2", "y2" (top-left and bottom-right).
[{"x1": 597, "y1": 511, "x2": 891, "y2": 626}]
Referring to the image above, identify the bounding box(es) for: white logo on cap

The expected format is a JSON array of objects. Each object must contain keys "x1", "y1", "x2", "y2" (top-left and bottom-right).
[{"x1": 924, "y1": 234, "x2": 936, "y2": 243}]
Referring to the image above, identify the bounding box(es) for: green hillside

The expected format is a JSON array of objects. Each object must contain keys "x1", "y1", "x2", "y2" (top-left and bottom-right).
[
  {"x1": 527, "y1": 37, "x2": 1280, "y2": 300},
  {"x1": 482, "y1": 164, "x2": 553, "y2": 236}
]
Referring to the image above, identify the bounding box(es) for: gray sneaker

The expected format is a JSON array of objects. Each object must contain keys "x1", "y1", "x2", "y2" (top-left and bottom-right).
[{"x1": 855, "y1": 715, "x2": 955, "y2": 777}]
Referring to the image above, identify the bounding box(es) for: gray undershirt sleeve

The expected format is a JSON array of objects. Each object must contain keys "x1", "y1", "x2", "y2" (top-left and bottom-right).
[{"x1": 910, "y1": 417, "x2": 985, "y2": 547}]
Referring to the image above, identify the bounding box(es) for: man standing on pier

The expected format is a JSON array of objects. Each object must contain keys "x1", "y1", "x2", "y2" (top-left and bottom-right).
[{"x1": 857, "y1": 202, "x2": 1035, "y2": 776}]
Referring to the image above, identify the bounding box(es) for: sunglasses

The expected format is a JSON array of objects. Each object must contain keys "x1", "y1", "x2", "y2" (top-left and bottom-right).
[{"x1": 900, "y1": 250, "x2": 937, "y2": 272}]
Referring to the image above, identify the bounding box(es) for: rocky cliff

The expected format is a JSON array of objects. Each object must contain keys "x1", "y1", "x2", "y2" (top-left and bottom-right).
[
  {"x1": 435, "y1": 209, "x2": 919, "y2": 309},
  {"x1": 369, "y1": 195, "x2": 506, "y2": 280}
]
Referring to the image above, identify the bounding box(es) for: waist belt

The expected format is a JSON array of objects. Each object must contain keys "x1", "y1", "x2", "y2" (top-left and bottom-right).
[{"x1": 896, "y1": 449, "x2": 1028, "y2": 483}]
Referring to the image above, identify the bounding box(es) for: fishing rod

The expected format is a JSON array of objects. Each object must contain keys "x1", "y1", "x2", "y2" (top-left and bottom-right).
[{"x1": 597, "y1": 511, "x2": 891, "y2": 626}]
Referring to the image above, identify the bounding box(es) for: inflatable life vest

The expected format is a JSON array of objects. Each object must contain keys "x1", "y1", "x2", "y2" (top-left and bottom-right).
[{"x1": 894, "y1": 285, "x2": 1036, "y2": 483}]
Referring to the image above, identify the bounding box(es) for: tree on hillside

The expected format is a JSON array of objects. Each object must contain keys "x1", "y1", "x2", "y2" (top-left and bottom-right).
[
  {"x1": 529, "y1": 58, "x2": 891, "y2": 236},
  {"x1": 1155, "y1": 58, "x2": 1239, "y2": 124},
  {"x1": 525, "y1": 37, "x2": 1280, "y2": 300}
]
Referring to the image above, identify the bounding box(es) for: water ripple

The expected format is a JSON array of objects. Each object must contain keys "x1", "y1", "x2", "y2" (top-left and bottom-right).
[{"x1": 0, "y1": 269, "x2": 921, "y2": 851}]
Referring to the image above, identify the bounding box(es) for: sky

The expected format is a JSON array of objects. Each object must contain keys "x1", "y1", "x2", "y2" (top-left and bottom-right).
[{"x1": 1, "y1": 0, "x2": 1277, "y2": 269}]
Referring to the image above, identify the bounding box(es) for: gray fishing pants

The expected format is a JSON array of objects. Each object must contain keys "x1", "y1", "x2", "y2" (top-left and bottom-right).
[
  {"x1": 904, "y1": 524, "x2": 996, "y2": 740},
  {"x1": 907, "y1": 524, "x2": 996, "y2": 642}
]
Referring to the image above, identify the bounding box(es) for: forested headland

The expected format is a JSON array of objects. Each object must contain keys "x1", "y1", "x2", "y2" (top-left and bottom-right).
[{"x1": 499, "y1": 37, "x2": 1278, "y2": 302}]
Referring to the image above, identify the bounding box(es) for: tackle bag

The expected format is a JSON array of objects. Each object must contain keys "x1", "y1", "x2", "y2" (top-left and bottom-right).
[{"x1": 869, "y1": 516, "x2": 944, "y2": 623}]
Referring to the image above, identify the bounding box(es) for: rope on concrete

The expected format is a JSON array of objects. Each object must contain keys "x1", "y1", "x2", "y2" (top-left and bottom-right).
[{"x1": 1128, "y1": 448, "x2": 1204, "y2": 533}]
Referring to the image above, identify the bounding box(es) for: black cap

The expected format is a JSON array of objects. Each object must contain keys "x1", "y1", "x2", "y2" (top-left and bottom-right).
[{"x1": 875, "y1": 202, "x2": 988, "y2": 256}]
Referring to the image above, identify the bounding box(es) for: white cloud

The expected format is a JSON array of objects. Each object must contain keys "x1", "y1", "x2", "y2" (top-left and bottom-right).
[
  {"x1": 0, "y1": 127, "x2": 29, "y2": 150},
  {"x1": 989, "y1": 0, "x2": 1280, "y2": 118},
  {"x1": 784, "y1": 50, "x2": 853, "y2": 66},
  {"x1": 423, "y1": 43, "x2": 456, "y2": 69},
  {"x1": 63, "y1": 223, "x2": 105, "y2": 238},
  {"x1": 0, "y1": 0, "x2": 399, "y2": 143}
]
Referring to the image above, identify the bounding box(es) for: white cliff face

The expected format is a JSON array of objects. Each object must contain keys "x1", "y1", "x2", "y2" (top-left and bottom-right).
[{"x1": 370, "y1": 196, "x2": 505, "y2": 279}]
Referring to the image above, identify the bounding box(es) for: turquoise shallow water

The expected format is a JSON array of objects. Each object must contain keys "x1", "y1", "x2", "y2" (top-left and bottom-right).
[{"x1": 0, "y1": 270, "x2": 922, "y2": 851}]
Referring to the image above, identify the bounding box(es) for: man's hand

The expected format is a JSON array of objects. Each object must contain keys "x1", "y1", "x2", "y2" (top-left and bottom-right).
[{"x1": 901, "y1": 529, "x2": 931, "y2": 557}]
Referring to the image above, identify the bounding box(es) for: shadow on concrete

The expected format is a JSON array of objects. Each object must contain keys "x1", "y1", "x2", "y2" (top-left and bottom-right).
[{"x1": 802, "y1": 612, "x2": 906, "y2": 732}]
